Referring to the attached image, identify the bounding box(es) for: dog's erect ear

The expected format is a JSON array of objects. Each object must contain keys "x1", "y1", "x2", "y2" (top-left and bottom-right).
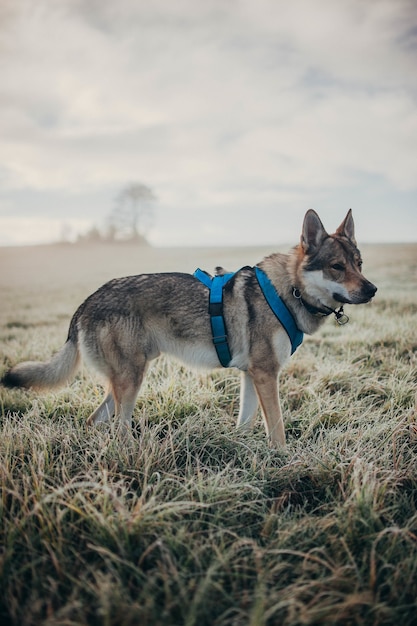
[
  {"x1": 336, "y1": 209, "x2": 357, "y2": 245},
  {"x1": 301, "y1": 209, "x2": 328, "y2": 252}
]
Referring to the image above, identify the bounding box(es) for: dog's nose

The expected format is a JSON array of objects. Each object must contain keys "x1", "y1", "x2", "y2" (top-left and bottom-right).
[{"x1": 364, "y1": 282, "x2": 377, "y2": 299}]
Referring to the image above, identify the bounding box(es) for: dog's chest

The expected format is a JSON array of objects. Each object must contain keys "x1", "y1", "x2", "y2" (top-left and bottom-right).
[{"x1": 271, "y1": 328, "x2": 292, "y2": 368}]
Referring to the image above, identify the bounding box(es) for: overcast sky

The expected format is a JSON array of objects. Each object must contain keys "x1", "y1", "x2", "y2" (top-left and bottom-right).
[{"x1": 0, "y1": 0, "x2": 416, "y2": 247}]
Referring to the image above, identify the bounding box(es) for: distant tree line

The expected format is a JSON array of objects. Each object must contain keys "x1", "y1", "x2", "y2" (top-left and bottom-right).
[{"x1": 76, "y1": 182, "x2": 156, "y2": 245}]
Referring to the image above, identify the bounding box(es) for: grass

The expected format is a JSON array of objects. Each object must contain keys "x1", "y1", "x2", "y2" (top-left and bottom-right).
[{"x1": 1, "y1": 242, "x2": 417, "y2": 625}]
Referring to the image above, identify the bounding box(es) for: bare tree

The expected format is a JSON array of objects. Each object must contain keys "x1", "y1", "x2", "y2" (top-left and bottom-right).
[{"x1": 109, "y1": 183, "x2": 156, "y2": 243}]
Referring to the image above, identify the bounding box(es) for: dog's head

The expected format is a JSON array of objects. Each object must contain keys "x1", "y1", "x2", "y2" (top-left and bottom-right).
[{"x1": 298, "y1": 209, "x2": 377, "y2": 310}]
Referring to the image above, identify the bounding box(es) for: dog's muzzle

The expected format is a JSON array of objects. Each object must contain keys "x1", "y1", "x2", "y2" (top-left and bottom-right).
[{"x1": 334, "y1": 280, "x2": 377, "y2": 305}]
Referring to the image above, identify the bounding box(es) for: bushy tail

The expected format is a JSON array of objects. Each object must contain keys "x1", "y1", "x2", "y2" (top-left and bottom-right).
[{"x1": 1, "y1": 338, "x2": 80, "y2": 391}]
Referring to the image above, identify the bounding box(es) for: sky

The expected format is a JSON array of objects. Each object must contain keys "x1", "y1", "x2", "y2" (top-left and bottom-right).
[{"x1": 0, "y1": 0, "x2": 416, "y2": 247}]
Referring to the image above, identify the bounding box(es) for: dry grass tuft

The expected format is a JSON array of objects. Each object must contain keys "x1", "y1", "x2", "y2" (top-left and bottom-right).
[{"x1": 1, "y1": 243, "x2": 417, "y2": 625}]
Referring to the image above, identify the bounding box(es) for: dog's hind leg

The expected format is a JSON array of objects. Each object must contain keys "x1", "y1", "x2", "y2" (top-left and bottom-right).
[
  {"x1": 250, "y1": 368, "x2": 285, "y2": 447},
  {"x1": 236, "y1": 371, "x2": 259, "y2": 431},
  {"x1": 87, "y1": 390, "x2": 115, "y2": 426}
]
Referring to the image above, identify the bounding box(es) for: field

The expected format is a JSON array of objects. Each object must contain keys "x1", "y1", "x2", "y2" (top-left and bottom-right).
[{"x1": 1, "y1": 241, "x2": 417, "y2": 626}]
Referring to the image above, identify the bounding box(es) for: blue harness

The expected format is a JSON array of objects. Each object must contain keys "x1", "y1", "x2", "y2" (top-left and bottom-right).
[
  {"x1": 193, "y1": 268, "x2": 235, "y2": 367},
  {"x1": 193, "y1": 266, "x2": 304, "y2": 367}
]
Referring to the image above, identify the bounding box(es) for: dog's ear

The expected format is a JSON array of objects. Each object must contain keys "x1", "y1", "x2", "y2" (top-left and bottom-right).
[
  {"x1": 301, "y1": 209, "x2": 328, "y2": 252},
  {"x1": 336, "y1": 209, "x2": 357, "y2": 245}
]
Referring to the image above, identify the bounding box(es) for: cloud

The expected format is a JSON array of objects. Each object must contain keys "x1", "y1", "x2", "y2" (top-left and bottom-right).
[{"x1": 0, "y1": 0, "x2": 416, "y2": 245}]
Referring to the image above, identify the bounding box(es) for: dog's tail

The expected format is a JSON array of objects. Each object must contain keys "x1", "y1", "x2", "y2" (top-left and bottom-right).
[{"x1": 1, "y1": 313, "x2": 81, "y2": 391}]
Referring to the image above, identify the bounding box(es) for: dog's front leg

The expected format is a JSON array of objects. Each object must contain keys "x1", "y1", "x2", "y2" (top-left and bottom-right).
[
  {"x1": 236, "y1": 371, "x2": 259, "y2": 431},
  {"x1": 250, "y1": 368, "x2": 285, "y2": 447}
]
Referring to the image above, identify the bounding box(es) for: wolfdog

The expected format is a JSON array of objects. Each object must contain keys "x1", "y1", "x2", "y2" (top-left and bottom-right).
[{"x1": 2, "y1": 210, "x2": 376, "y2": 446}]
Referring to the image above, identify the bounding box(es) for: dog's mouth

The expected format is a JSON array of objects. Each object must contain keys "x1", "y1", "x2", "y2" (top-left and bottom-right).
[
  {"x1": 333, "y1": 292, "x2": 376, "y2": 305},
  {"x1": 333, "y1": 293, "x2": 351, "y2": 304}
]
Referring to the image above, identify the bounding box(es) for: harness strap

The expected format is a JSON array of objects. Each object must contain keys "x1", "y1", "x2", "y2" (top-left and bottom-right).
[
  {"x1": 194, "y1": 266, "x2": 304, "y2": 367},
  {"x1": 255, "y1": 267, "x2": 304, "y2": 354},
  {"x1": 194, "y1": 269, "x2": 235, "y2": 367}
]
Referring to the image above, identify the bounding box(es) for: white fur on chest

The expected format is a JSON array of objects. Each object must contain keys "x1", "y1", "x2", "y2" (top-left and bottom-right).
[{"x1": 272, "y1": 328, "x2": 292, "y2": 369}]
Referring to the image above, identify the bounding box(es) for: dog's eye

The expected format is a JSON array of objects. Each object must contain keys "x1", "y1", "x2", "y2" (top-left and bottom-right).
[{"x1": 331, "y1": 263, "x2": 345, "y2": 272}]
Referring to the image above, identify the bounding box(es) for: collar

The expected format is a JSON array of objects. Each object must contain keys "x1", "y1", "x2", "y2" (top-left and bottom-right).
[
  {"x1": 292, "y1": 288, "x2": 349, "y2": 325},
  {"x1": 255, "y1": 267, "x2": 304, "y2": 354}
]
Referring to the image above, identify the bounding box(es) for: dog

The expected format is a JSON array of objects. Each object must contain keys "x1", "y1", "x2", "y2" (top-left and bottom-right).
[{"x1": 1, "y1": 210, "x2": 377, "y2": 447}]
